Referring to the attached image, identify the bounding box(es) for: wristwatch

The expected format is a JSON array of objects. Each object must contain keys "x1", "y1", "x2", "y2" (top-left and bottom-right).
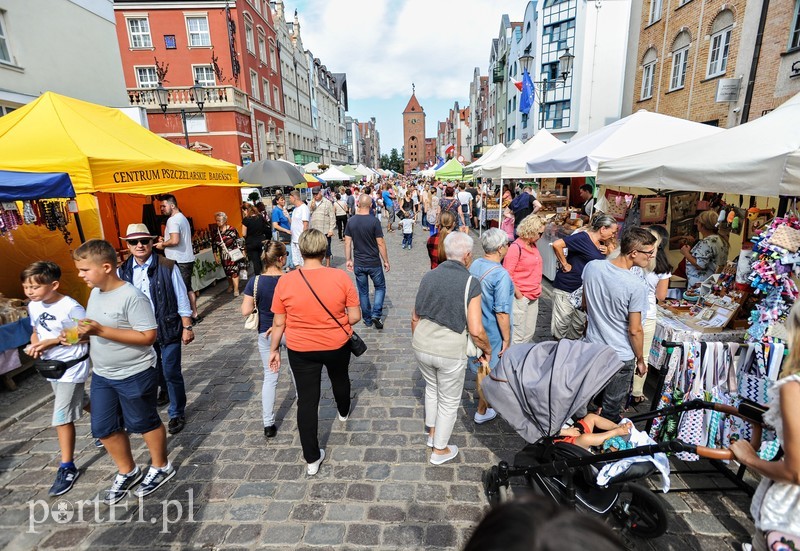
[{"x1": 183, "y1": 326, "x2": 193, "y2": 331}]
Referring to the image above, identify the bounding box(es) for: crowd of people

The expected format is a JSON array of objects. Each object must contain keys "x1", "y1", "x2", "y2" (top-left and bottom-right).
[{"x1": 17, "y1": 177, "x2": 799, "y2": 551}]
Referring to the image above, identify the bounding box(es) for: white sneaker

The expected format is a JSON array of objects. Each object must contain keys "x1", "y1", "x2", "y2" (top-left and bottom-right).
[
  {"x1": 307, "y1": 449, "x2": 325, "y2": 476},
  {"x1": 426, "y1": 435, "x2": 434, "y2": 448},
  {"x1": 474, "y1": 408, "x2": 497, "y2": 424},
  {"x1": 430, "y1": 445, "x2": 459, "y2": 465}
]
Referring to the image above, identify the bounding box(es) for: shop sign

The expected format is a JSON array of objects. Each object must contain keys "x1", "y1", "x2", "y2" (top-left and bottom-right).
[{"x1": 715, "y1": 78, "x2": 741, "y2": 102}]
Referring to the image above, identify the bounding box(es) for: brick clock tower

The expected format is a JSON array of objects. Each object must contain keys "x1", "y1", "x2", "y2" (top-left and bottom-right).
[{"x1": 402, "y1": 85, "x2": 425, "y2": 174}]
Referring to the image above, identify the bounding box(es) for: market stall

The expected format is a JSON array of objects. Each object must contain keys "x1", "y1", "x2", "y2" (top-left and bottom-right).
[
  {"x1": 433, "y1": 158, "x2": 466, "y2": 181},
  {"x1": 0, "y1": 91, "x2": 242, "y2": 302}
]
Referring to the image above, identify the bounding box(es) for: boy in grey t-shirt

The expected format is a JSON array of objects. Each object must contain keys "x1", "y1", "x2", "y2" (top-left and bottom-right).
[
  {"x1": 582, "y1": 227, "x2": 656, "y2": 422},
  {"x1": 73, "y1": 239, "x2": 175, "y2": 505}
]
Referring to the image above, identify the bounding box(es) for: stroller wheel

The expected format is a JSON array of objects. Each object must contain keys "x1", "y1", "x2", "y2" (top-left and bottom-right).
[
  {"x1": 611, "y1": 483, "x2": 668, "y2": 539},
  {"x1": 483, "y1": 466, "x2": 511, "y2": 506}
]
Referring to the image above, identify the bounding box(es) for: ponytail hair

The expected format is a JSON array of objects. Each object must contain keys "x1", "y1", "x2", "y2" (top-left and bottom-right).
[
  {"x1": 437, "y1": 211, "x2": 457, "y2": 263},
  {"x1": 262, "y1": 241, "x2": 287, "y2": 273}
]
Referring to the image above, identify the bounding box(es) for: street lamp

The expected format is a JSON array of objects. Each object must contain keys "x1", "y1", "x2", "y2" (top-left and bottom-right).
[
  {"x1": 155, "y1": 81, "x2": 206, "y2": 148},
  {"x1": 516, "y1": 49, "x2": 575, "y2": 131}
]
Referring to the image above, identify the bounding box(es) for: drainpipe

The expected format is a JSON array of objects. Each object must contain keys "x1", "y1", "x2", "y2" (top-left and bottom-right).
[{"x1": 740, "y1": 0, "x2": 770, "y2": 123}]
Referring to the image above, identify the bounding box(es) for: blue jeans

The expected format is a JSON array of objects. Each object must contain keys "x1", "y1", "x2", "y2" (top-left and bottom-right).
[
  {"x1": 354, "y1": 265, "x2": 386, "y2": 324},
  {"x1": 155, "y1": 341, "x2": 186, "y2": 419},
  {"x1": 402, "y1": 232, "x2": 413, "y2": 247},
  {"x1": 599, "y1": 358, "x2": 635, "y2": 423}
]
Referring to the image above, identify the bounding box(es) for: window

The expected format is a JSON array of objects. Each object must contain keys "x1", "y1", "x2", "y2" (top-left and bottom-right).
[
  {"x1": 136, "y1": 67, "x2": 159, "y2": 88},
  {"x1": 273, "y1": 86, "x2": 281, "y2": 110},
  {"x1": 193, "y1": 65, "x2": 215, "y2": 87},
  {"x1": 792, "y1": 0, "x2": 800, "y2": 50},
  {"x1": 244, "y1": 16, "x2": 254, "y2": 53},
  {"x1": 670, "y1": 47, "x2": 688, "y2": 90},
  {"x1": 250, "y1": 70, "x2": 260, "y2": 100},
  {"x1": 186, "y1": 16, "x2": 211, "y2": 47},
  {"x1": 0, "y1": 12, "x2": 12, "y2": 64},
  {"x1": 269, "y1": 46, "x2": 277, "y2": 71},
  {"x1": 669, "y1": 31, "x2": 691, "y2": 90},
  {"x1": 649, "y1": 0, "x2": 662, "y2": 24},
  {"x1": 0, "y1": 105, "x2": 16, "y2": 116},
  {"x1": 707, "y1": 11, "x2": 733, "y2": 77},
  {"x1": 543, "y1": 100, "x2": 570, "y2": 129},
  {"x1": 127, "y1": 17, "x2": 152, "y2": 49},
  {"x1": 640, "y1": 48, "x2": 657, "y2": 99},
  {"x1": 544, "y1": 19, "x2": 575, "y2": 49},
  {"x1": 262, "y1": 79, "x2": 271, "y2": 106},
  {"x1": 258, "y1": 34, "x2": 267, "y2": 63}
]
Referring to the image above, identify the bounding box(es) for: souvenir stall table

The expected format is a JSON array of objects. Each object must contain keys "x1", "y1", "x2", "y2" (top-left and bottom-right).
[{"x1": 0, "y1": 309, "x2": 32, "y2": 389}]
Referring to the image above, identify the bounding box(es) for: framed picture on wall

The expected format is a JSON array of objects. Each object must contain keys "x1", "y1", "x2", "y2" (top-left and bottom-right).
[
  {"x1": 640, "y1": 197, "x2": 667, "y2": 224},
  {"x1": 669, "y1": 191, "x2": 700, "y2": 221},
  {"x1": 669, "y1": 217, "x2": 698, "y2": 251},
  {"x1": 604, "y1": 189, "x2": 629, "y2": 221}
]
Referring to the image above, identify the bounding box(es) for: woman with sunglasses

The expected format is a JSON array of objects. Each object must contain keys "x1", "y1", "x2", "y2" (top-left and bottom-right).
[{"x1": 503, "y1": 214, "x2": 546, "y2": 345}]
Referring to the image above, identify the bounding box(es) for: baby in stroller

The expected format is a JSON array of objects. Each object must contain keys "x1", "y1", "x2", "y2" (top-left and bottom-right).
[{"x1": 555, "y1": 414, "x2": 633, "y2": 451}]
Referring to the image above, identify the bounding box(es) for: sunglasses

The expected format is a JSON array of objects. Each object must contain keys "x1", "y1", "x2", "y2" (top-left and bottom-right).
[
  {"x1": 128, "y1": 238, "x2": 152, "y2": 246},
  {"x1": 636, "y1": 249, "x2": 656, "y2": 256}
]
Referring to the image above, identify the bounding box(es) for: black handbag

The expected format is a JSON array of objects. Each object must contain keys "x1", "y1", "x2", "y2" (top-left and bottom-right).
[
  {"x1": 298, "y1": 270, "x2": 367, "y2": 357},
  {"x1": 31, "y1": 351, "x2": 90, "y2": 380}
]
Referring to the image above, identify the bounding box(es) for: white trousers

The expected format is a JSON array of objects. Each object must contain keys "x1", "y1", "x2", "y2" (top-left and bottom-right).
[
  {"x1": 512, "y1": 296, "x2": 539, "y2": 344},
  {"x1": 414, "y1": 351, "x2": 467, "y2": 450}
]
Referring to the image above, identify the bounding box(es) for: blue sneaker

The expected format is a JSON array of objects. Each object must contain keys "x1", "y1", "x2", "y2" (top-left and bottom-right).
[
  {"x1": 134, "y1": 464, "x2": 176, "y2": 498},
  {"x1": 49, "y1": 465, "x2": 79, "y2": 496},
  {"x1": 363, "y1": 320, "x2": 373, "y2": 328}
]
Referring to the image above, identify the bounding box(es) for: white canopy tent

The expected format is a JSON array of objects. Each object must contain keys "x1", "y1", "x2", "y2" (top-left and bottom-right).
[
  {"x1": 596, "y1": 93, "x2": 800, "y2": 197},
  {"x1": 481, "y1": 129, "x2": 565, "y2": 180},
  {"x1": 463, "y1": 143, "x2": 507, "y2": 176},
  {"x1": 318, "y1": 166, "x2": 352, "y2": 181},
  {"x1": 355, "y1": 164, "x2": 376, "y2": 182},
  {"x1": 525, "y1": 110, "x2": 723, "y2": 178},
  {"x1": 304, "y1": 161, "x2": 321, "y2": 174}
]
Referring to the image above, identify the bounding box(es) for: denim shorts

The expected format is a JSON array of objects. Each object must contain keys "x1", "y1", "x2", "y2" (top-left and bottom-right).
[{"x1": 90, "y1": 366, "x2": 161, "y2": 438}]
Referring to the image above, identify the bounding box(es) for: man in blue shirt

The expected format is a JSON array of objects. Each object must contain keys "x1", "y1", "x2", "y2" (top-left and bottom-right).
[
  {"x1": 381, "y1": 183, "x2": 396, "y2": 233},
  {"x1": 118, "y1": 224, "x2": 194, "y2": 435}
]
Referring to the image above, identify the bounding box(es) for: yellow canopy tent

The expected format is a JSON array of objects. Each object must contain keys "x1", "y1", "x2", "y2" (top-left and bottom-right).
[{"x1": 0, "y1": 91, "x2": 242, "y2": 301}]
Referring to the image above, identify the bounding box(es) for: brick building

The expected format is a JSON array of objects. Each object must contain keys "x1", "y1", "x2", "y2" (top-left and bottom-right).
[
  {"x1": 115, "y1": 0, "x2": 285, "y2": 165},
  {"x1": 424, "y1": 137, "x2": 438, "y2": 168},
  {"x1": 402, "y1": 91, "x2": 425, "y2": 173}
]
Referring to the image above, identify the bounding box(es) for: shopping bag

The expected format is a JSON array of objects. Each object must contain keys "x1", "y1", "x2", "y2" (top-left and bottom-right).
[
  {"x1": 476, "y1": 361, "x2": 491, "y2": 414},
  {"x1": 676, "y1": 342, "x2": 707, "y2": 461}
]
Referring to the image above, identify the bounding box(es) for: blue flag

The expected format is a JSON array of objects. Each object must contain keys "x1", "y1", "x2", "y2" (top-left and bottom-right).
[{"x1": 520, "y1": 68, "x2": 534, "y2": 115}]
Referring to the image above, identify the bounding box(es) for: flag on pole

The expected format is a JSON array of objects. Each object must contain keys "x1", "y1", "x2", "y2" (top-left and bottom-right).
[
  {"x1": 510, "y1": 77, "x2": 523, "y2": 92},
  {"x1": 519, "y1": 69, "x2": 534, "y2": 115}
]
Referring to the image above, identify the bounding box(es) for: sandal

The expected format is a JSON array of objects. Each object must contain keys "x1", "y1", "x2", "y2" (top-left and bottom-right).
[{"x1": 632, "y1": 395, "x2": 647, "y2": 404}]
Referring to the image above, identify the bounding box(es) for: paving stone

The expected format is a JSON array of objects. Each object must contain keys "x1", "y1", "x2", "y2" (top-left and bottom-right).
[
  {"x1": 224, "y1": 523, "x2": 261, "y2": 544},
  {"x1": 305, "y1": 523, "x2": 345, "y2": 545},
  {"x1": 416, "y1": 483, "x2": 447, "y2": 502},
  {"x1": 345, "y1": 523, "x2": 382, "y2": 546},
  {"x1": 364, "y1": 464, "x2": 391, "y2": 480},
  {"x1": 39, "y1": 527, "x2": 94, "y2": 550},
  {"x1": 310, "y1": 482, "x2": 347, "y2": 500},
  {"x1": 366, "y1": 504, "x2": 406, "y2": 522},
  {"x1": 425, "y1": 524, "x2": 458, "y2": 548},
  {"x1": 325, "y1": 503, "x2": 366, "y2": 522},
  {"x1": 378, "y1": 483, "x2": 415, "y2": 501},
  {"x1": 262, "y1": 501, "x2": 293, "y2": 522},
  {"x1": 383, "y1": 525, "x2": 425, "y2": 546},
  {"x1": 229, "y1": 503, "x2": 264, "y2": 521},
  {"x1": 683, "y1": 512, "x2": 729, "y2": 536},
  {"x1": 346, "y1": 483, "x2": 376, "y2": 501},
  {"x1": 392, "y1": 464, "x2": 424, "y2": 481},
  {"x1": 291, "y1": 503, "x2": 326, "y2": 521},
  {"x1": 273, "y1": 482, "x2": 307, "y2": 501},
  {"x1": 232, "y1": 482, "x2": 277, "y2": 499},
  {"x1": 260, "y1": 523, "x2": 305, "y2": 545}
]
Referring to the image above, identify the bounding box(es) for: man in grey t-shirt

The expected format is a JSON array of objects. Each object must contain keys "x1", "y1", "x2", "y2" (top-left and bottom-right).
[
  {"x1": 155, "y1": 195, "x2": 198, "y2": 320},
  {"x1": 582, "y1": 227, "x2": 656, "y2": 422}
]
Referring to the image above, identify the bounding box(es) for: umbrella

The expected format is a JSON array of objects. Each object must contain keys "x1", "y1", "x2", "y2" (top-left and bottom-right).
[{"x1": 239, "y1": 159, "x2": 306, "y2": 187}]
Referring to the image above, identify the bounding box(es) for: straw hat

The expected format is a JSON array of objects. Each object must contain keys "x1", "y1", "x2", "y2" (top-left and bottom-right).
[{"x1": 120, "y1": 223, "x2": 158, "y2": 240}]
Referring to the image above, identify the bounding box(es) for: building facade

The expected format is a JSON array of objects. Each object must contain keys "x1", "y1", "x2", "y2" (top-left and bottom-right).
[
  {"x1": 402, "y1": 91, "x2": 425, "y2": 173},
  {"x1": 358, "y1": 117, "x2": 380, "y2": 169},
  {"x1": 0, "y1": 0, "x2": 127, "y2": 113},
  {"x1": 489, "y1": 16, "x2": 514, "y2": 145},
  {"x1": 509, "y1": 2, "x2": 537, "y2": 143},
  {"x1": 468, "y1": 68, "x2": 490, "y2": 158},
  {"x1": 307, "y1": 52, "x2": 348, "y2": 165},
  {"x1": 532, "y1": 0, "x2": 632, "y2": 140},
  {"x1": 424, "y1": 137, "x2": 438, "y2": 167},
  {"x1": 115, "y1": 0, "x2": 285, "y2": 165},
  {"x1": 273, "y1": 1, "x2": 316, "y2": 164}
]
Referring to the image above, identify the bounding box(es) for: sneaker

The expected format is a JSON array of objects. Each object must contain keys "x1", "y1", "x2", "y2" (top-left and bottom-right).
[
  {"x1": 134, "y1": 464, "x2": 176, "y2": 498},
  {"x1": 307, "y1": 449, "x2": 325, "y2": 476},
  {"x1": 430, "y1": 445, "x2": 459, "y2": 465},
  {"x1": 337, "y1": 404, "x2": 352, "y2": 422},
  {"x1": 363, "y1": 320, "x2": 373, "y2": 328},
  {"x1": 103, "y1": 467, "x2": 143, "y2": 505},
  {"x1": 49, "y1": 465, "x2": 79, "y2": 496},
  {"x1": 167, "y1": 416, "x2": 185, "y2": 435},
  {"x1": 372, "y1": 318, "x2": 384, "y2": 330},
  {"x1": 426, "y1": 435, "x2": 434, "y2": 448},
  {"x1": 402, "y1": 244, "x2": 406, "y2": 249},
  {"x1": 264, "y1": 425, "x2": 277, "y2": 438},
  {"x1": 94, "y1": 439, "x2": 104, "y2": 449},
  {"x1": 474, "y1": 408, "x2": 497, "y2": 424}
]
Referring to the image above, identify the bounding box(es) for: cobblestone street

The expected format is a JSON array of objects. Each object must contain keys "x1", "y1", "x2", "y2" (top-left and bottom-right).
[{"x1": 0, "y1": 228, "x2": 757, "y2": 550}]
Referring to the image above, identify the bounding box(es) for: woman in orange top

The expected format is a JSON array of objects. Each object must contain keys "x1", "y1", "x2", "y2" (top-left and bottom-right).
[{"x1": 269, "y1": 229, "x2": 361, "y2": 476}]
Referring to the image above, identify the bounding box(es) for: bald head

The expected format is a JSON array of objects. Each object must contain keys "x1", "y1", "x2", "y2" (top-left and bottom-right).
[{"x1": 358, "y1": 193, "x2": 372, "y2": 211}]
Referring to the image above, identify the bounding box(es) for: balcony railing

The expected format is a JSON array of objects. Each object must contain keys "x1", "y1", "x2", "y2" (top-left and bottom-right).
[{"x1": 127, "y1": 85, "x2": 249, "y2": 113}]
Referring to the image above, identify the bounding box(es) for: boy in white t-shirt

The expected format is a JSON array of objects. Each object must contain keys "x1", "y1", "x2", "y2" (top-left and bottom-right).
[
  {"x1": 401, "y1": 216, "x2": 415, "y2": 250},
  {"x1": 22, "y1": 261, "x2": 91, "y2": 497}
]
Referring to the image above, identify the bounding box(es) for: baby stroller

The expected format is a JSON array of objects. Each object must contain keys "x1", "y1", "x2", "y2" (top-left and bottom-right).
[{"x1": 481, "y1": 340, "x2": 763, "y2": 540}]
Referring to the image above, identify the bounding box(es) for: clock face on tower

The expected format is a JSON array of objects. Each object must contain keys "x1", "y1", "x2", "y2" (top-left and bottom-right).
[{"x1": 410, "y1": 118, "x2": 417, "y2": 124}]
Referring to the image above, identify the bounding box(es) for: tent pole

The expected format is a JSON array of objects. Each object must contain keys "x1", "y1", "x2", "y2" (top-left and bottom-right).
[{"x1": 74, "y1": 212, "x2": 86, "y2": 243}]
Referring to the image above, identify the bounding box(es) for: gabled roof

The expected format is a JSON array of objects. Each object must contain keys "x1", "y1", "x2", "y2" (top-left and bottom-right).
[{"x1": 403, "y1": 93, "x2": 423, "y2": 114}]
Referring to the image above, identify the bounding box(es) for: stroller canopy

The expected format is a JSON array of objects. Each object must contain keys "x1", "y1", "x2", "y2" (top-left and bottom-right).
[{"x1": 482, "y1": 340, "x2": 623, "y2": 444}]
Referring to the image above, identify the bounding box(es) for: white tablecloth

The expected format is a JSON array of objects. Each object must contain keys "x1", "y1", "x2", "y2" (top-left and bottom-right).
[
  {"x1": 192, "y1": 248, "x2": 226, "y2": 291},
  {"x1": 649, "y1": 306, "x2": 747, "y2": 368}
]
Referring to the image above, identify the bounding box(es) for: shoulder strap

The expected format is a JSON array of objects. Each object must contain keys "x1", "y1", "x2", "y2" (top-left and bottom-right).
[
  {"x1": 298, "y1": 269, "x2": 350, "y2": 337},
  {"x1": 464, "y1": 275, "x2": 474, "y2": 319},
  {"x1": 479, "y1": 265, "x2": 502, "y2": 282},
  {"x1": 252, "y1": 275, "x2": 259, "y2": 314}
]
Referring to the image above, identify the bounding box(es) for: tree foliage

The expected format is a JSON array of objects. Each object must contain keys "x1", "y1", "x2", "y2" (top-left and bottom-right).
[{"x1": 380, "y1": 148, "x2": 404, "y2": 173}]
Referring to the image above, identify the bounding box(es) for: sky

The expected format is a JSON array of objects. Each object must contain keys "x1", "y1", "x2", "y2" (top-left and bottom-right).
[{"x1": 292, "y1": 0, "x2": 527, "y2": 155}]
